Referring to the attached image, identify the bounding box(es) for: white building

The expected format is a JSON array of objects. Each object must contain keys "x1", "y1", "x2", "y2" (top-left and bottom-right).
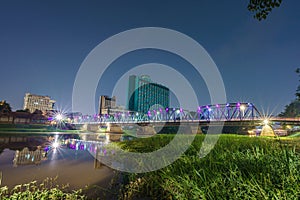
[{"x1": 23, "y1": 93, "x2": 56, "y2": 113}]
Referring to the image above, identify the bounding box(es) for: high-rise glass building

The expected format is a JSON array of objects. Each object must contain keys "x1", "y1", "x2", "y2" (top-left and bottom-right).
[{"x1": 127, "y1": 75, "x2": 169, "y2": 114}]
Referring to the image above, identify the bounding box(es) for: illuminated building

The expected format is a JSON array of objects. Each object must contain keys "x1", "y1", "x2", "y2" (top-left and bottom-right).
[
  {"x1": 23, "y1": 93, "x2": 56, "y2": 113},
  {"x1": 98, "y1": 96, "x2": 116, "y2": 115},
  {"x1": 127, "y1": 75, "x2": 169, "y2": 114}
]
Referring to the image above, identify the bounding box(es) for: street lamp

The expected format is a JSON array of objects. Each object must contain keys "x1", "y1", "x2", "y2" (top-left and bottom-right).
[
  {"x1": 240, "y1": 105, "x2": 246, "y2": 111},
  {"x1": 55, "y1": 113, "x2": 64, "y2": 121},
  {"x1": 240, "y1": 105, "x2": 246, "y2": 118}
]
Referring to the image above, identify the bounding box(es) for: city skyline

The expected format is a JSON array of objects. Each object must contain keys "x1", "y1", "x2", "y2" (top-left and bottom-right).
[{"x1": 0, "y1": 1, "x2": 300, "y2": 115}]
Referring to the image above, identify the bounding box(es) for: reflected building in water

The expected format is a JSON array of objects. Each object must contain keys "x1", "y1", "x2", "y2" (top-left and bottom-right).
[{"x1": 13, "y1": 147, "x2": 46, "y2": 167}]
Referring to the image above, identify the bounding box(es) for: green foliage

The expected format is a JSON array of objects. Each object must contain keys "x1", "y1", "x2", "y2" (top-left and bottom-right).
[
  {"x1": 280, "y1": 68, "x2": 300, "y2": 117},
  {"x1": 248, "y1": 0, "x2": 282, "y2": 20},
  {"x1": 119, "y1": 135, "x2": 300, "y2": 199},
  {"x1": 279, "y1": 100, "x2": 300, "y2": 117},
  {"x1": 0, "y1": 177, "x2": 86, "y2": 200},
  {"x1": 295, "y1": 68, "x2": 300, "y2": 100}
]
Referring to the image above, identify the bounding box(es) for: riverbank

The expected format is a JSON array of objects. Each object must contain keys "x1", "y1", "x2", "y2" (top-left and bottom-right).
[
  {"x1": 117, "y1": 134, "x2": 300, "y2": 199},
  {"x1": 0, "y1": 123, "x2": 84, "y2": 134}
]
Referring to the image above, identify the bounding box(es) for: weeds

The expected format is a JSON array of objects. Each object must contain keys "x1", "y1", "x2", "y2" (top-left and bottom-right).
[{"x1": 0, "y1": 177, "x2": 86, "y2": 200}]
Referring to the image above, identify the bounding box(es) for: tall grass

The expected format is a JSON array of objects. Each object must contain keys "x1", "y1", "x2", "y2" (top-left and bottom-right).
[
  {"x1": 119, "y1": 135, "x2": 300, "y2": 199},
  {"x1": 0, "y1": 177, "x2": 86, "y2": 200}
]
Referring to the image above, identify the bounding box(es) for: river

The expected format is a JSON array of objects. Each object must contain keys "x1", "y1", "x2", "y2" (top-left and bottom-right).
[{"x1": 0, "y1": 132, "x2": 117, "y2": 192}]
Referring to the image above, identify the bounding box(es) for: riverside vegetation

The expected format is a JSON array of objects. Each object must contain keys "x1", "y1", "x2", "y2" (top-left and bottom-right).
[
  {"x1": 118, "y1": 134, "x2": 300, "y2": 200},
  {"x1": 1, "y1": 134, "x2": 300, "y2": 199}
]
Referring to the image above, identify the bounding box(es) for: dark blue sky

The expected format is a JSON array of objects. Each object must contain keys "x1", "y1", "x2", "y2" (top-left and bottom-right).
[{"x1": 0, "y1": 0, "x2": 299, "y2": 115}]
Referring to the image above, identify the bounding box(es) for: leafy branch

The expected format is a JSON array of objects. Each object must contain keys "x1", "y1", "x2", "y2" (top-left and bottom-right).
[{"x1": 248, "y1": 0, "x2": 282, "y2": 20}]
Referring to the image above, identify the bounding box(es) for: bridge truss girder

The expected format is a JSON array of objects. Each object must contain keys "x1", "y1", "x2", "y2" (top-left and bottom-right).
[{"x1": 75, "y1": 102, "x2": 261, "y2": 123}]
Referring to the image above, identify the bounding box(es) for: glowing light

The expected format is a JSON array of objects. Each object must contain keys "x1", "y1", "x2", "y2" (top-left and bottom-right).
[
  {"x1": 55, "y1": 113, "x2": 64, "y2": 121},
  {"x1": 176, "y1": 110, "x2": 180, "y2": 114},
  {"x1": 52, "y1": 141, "x2": 60, "y2": 148},
  {"x1": 240, "y1": 105, "x2": 246, "y2": 111},
  {"x1": 263, "y1": 119, "x2": 269, "y2": 125}
]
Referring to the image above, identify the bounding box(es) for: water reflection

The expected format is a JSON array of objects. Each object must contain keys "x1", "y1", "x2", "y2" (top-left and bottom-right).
[
  {"x1": 13, "y1": 147, "x2": 46, "y2": 167},
  {"x1": 0, "y1": 133, "x2": 116, "y2": 189},
  {"x1": 0, "y1": 134, "x2": 80, "y2": 155}
]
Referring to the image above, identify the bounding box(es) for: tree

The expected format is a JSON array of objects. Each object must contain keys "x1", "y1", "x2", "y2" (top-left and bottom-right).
[
  {"x1": 33, "y1": 109, "x2": 43, "y2": 115},
  {"x1": 279, "y1": 101, "x2": 300, "y2": 117},
  {"x1": 248, "y1": 0, "x2": 283, "y2": 20},
  {"x1": 279, "y1": 68, "x2": 300, "y2": 117},
  {"x1": 0, "y1": 100, "x2": 12, "y2": 113},
  {"x1": 295, "y1": 68, "x2": 300, "y2": 100}
]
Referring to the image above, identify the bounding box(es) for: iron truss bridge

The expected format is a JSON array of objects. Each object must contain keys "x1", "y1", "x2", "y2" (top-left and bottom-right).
[{"x1": 73, "y1": 102, "x2": 263, "y2": 124}]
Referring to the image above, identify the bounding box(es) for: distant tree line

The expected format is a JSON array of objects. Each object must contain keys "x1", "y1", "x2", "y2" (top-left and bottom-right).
[
  {"x1": 0, "y1": 101, "x2": 47, "y2": 124},
  {"x1": 279, "y1": 69, "x2": 300, "y2": 117}
]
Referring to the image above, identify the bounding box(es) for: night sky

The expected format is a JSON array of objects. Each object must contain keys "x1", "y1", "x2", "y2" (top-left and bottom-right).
[{"x1": 0, "y1": 1, "x2": 299, "y2": 115}]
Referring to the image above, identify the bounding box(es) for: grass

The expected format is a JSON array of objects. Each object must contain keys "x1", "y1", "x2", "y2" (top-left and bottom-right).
[
  {"x1": 117, "y1": 134, "x2": 300, "y2": 199},
  {"x1": 287, "y1": 132, "x2": 300, "y2": 138}
]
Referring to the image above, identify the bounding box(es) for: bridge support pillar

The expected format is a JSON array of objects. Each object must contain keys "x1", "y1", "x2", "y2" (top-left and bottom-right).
[
  {"x1": 189, "y1": 124, "x2": 203, "y2": 134},
  {"x1": 80, "y1": 124, "x2": 88, "y2": 131},
  {"x1": 137, "y1": 125, "x2": 156, "y2": 137},
  {"x1": 87, "y1": 124, "x2": 100, "y2": 132},
  {"x1": 106, "y1": 123, "x2": 123, "y2": 133},
  {"x1": 78, "y1": 124, "x2": 100, "y2": 132}
]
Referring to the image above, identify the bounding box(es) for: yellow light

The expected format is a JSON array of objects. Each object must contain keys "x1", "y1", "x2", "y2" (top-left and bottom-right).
[
  {"x1": 263, "y1": 119, "x2": 269, "y2": 125},
  {"x1": 240, "y1": 105, "x2": 246, "y2": 111}
]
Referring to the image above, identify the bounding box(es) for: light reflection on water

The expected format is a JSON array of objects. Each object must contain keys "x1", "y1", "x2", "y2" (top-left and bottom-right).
[{"x1": 0, "y1": 132, "x2": 120, "y2": 189}]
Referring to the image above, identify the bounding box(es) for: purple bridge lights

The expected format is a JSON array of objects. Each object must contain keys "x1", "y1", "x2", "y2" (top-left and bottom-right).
[{"x1": 72, "y1": 102, "x2": 262, "y2": 124}]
